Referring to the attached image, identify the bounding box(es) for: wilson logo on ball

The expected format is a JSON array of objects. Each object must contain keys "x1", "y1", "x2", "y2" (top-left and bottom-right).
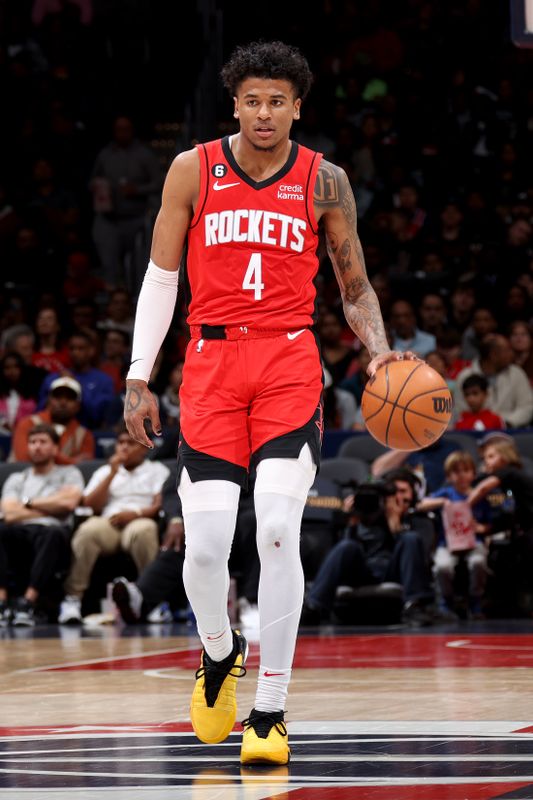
[{"x1": 432, "y1": 397, "x2": 452, "y2": 414}]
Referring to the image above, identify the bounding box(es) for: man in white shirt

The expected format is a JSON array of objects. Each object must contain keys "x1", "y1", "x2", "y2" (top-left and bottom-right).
[{"x1": 59, "y1": 425, "x2": 169, "y2": 623}]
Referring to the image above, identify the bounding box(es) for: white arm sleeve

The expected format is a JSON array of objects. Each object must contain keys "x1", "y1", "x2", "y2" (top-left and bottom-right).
[{"x1": 126, "y1": 260, "x2": 179, "y2": 382}]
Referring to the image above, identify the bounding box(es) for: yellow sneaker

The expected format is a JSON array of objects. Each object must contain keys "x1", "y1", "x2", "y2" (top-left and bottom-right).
[
  {"x1": 240, "y1": 709, "x2": 290, "y2": 765},
  {"x1": 190, "y1": 629, "x2": 248, "y2": 744}
]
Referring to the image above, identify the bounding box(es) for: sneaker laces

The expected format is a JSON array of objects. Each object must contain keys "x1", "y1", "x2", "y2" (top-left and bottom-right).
[
  {"x1": 195, "y1": 641, "x2": 247, "y2": 707},
  {"x1": 242, "y1": 709, "x2": 287, "y2": 739}
]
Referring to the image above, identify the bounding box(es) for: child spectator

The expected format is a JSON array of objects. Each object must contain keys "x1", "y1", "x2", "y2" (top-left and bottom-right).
[
  {"x1": 455, "y1": 335, "x2": 533, "y2": 428},
  {"x1": 418, "y1": 451, "x2": 492, "y2": 619},
  {"x1": 467, "y1": 437, "x2": 533, "y2": 614},
  {"x1": 455, "y1": 373, "x2": 505, "y2": 431},
  {"x1": 455, "y1": 374, "x2": 505, "y2": 431}
]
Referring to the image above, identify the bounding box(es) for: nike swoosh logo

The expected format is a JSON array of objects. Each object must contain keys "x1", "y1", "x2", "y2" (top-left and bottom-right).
[
  {"x1": 129, "y1": 358, "x2": 143, "y2": 365},
  {"x1": 206, "y1": 632, "x2": 225, "y2": 641},
  {"x1": 213, "y1": 180, "x2": 240, "y2": 191},
  {"x1": 263, "y1": 671, "x2": 284, "y2": 677},
  {"x1": 287, "y1": 329, "x2": 306, "y2": 340}
]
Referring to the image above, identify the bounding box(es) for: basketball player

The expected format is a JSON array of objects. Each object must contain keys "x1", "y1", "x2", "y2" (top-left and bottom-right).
[{"x1": 124, "y1": 41, "x2": 415, "y2": 765}]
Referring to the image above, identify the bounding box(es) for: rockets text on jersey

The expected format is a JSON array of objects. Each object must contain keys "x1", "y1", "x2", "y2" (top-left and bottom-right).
[
  {"x1": 185, "y1": 136, "x2": 322, "y2": 330},
  {"x1": 204, "y1": 209, "x2": 306, "y2": 252}
]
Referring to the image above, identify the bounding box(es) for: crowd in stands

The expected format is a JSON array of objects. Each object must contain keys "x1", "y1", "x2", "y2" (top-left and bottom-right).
[
  {"x1": 3, "y1": 421, "x2": 533, "y2": 628},
  {"x1": 0, "y1": 1, "x2": 532, "y2": 625}
]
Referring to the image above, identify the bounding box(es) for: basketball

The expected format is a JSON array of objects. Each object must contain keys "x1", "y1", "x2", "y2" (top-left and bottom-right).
[{"x1": 361, "y1": 359, "x2": 453, "y2": 451}]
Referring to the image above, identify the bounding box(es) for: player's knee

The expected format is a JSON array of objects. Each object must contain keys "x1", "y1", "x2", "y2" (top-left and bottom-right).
[
  {"x1": 184, "y1": 547, "x2": 219, "y2": 572},
  {"x1": 184, "y1": 535, "x2": 228, "y2": 572},
  {"x1": 256, "y1": 514, "x2": 292, "y2": 551}
]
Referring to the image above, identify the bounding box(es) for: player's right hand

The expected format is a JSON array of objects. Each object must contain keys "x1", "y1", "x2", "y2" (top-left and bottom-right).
[{"x1": 124, "y1": 379, "x2": 162, "y2": 448}]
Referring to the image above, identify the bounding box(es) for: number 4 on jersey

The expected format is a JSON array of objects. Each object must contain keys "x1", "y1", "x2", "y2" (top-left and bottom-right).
[{"x1": 242, "y1": 253, "x2": 264, "y2": 300}]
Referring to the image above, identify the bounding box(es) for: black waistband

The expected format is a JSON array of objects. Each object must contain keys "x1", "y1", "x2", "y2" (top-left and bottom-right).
[{"x1": 200, "y1": 324, "x2": 227, "y2": 339}]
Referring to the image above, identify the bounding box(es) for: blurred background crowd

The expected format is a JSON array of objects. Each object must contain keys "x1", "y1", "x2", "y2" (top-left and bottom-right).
[{"x1": 1, "y1": 0, "x2": 533, "y2": 627}]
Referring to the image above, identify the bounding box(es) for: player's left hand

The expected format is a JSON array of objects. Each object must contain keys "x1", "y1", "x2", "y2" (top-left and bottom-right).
[{"x1": 367, "y1": 350, "x2": 422, "y2": 378}]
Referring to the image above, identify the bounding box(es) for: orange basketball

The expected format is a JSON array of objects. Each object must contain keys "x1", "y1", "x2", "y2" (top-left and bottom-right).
[{"x1": 361, "y1": 359, "x2": 453, "y2": 451}]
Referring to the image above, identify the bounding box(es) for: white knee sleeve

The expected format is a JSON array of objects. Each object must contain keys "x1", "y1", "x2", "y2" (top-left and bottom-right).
[
  {"x1": 178, "y1": 470, "x2": 241, "y2": 660},
  {"x1": 178, "y1": 468, "x2": 241, "y2": 513},
  {"x1": 254, "y1": 443, "x2": 317, "y2": 502},
  {"x1": 252, "y1": 445, "x2": 316, "y2": 710}
]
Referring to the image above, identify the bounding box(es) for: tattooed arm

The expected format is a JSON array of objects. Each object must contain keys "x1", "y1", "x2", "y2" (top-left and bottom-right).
[{"x1": 314, "y1": 160, "x2": 417, "y2": 375}]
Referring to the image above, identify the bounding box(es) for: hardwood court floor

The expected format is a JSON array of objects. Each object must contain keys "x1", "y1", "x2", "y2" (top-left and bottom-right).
[{"x1": 1, "y1": 619, "x2": 533, "y2": 799}]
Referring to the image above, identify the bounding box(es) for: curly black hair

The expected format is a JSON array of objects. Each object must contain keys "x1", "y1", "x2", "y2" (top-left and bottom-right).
[{"x1": 221, "y1": 40, "x2": 313, "y2": 100}]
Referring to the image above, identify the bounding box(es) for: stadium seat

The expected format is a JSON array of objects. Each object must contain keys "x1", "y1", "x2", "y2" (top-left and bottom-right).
[
  {"x1": 333, "y1": 582, "x2": 404, "y2": 625},
  {"x1": 512, "y1": 432, "x2": 533, "y2": 459},
  {"x1": 337, "y1": 435, "x2": 388, "y2": 463},
  {"x1": 319, "y1": 457, "x2": 370, "y2": 487},
  {"x1": 442, "y1": 432, "x2": 480, "y2": 461}
]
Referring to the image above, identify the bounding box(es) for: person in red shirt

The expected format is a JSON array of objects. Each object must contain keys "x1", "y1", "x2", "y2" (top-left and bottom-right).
[
  {"x1": 455, "y1": 374, "x2": 505, "y2": 431},
  {"x1": 122, "y1": 40, "x2": 417, "y2": 765}
]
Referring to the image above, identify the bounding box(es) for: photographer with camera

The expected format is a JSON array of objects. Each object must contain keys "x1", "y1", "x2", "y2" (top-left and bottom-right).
[{"x1": 300, "y1": 468, "x2": 436, "y2": 627}]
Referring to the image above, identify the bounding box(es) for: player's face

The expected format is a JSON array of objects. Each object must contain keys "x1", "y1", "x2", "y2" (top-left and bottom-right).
[{"x1": 233, "y1": 78, "x2": 301, "y2": 151}]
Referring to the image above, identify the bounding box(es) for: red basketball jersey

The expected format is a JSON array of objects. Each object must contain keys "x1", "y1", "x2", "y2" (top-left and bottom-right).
[{"x1": 186, "y1": 137, "x2": 322, "y2": 329}]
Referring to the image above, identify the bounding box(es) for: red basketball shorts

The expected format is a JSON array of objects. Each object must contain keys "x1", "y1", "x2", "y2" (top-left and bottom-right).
[{"x1": 179, "y1": 327, "x2": 323, "y2": 477}]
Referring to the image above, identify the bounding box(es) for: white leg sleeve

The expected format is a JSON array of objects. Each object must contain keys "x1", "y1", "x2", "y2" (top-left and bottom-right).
[
  {"x1": 253, "y1": 444, "x2": 316, "y2": 711},
  {"x1": 178, "y1": 469, "x2": 240, "y2": 661}
]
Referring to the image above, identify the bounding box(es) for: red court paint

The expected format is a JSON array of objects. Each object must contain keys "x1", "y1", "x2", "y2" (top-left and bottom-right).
[
  {"x1": 44, "y1": 634, "x2": 533, "y2": 671},
  {"x1": 286, "y1": 784, "x2": 531, "y2": 800}
]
